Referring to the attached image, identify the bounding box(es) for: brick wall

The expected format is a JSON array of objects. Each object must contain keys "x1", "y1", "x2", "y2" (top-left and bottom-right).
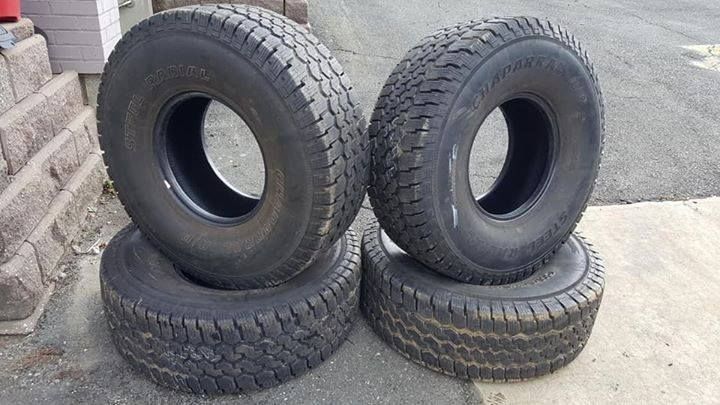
[{"x1": 20, "y1": 0, "x2": 122, "y2": 74}]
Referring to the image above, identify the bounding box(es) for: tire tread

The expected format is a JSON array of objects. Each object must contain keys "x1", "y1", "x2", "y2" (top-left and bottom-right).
[
  {"x1": 360, "y1": 223, "x2": 605, "y2": 380},
  {"x1": 101, "y1": 228, "x2": 362, "y2": 395}
]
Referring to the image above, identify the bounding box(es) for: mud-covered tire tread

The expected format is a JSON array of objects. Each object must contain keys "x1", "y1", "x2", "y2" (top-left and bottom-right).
[
  {"x1": 367, "y1": 17, "x2": 605, "y2": 285},
  {"x1": 360, "y1": 223, "x2": 605, "y2": 381},
  {"x1": 101, "y1": 227, "x2": 362, "y2": 395},
  {"x1": 97, "y1": 4, "x2": 368, "y2": 289}
]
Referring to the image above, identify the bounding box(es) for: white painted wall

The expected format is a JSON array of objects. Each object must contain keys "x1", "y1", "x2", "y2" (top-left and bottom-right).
[{"x1": 21, "y1": 0, "x2": 122, "y2": 73}]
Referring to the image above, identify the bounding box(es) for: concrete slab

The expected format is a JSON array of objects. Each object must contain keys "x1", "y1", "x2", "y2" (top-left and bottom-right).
[{"x1": 474, "y1": 198, "x2": 720, "y2": 404}]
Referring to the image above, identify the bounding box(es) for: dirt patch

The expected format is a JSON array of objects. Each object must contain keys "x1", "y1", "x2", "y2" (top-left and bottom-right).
[
  {"x1": 14, "y1": 345, "x2": 65, "y2": 370},
  {"x1": 53, "y1": 367, "x2": 86, "y2": 381}
]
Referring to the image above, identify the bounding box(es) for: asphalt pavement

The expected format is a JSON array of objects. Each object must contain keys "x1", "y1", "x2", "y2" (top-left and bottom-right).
[
  {"x1": 310, "y1": 0, "x2": 720, "y2": 205},
  {"x1": 204, "y1": 0, "x2": 720, "y2": 206}
]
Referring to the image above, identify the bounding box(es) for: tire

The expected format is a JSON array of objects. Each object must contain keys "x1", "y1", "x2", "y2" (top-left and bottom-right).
[
  {"x1": 100, "y1": 225, "x2": 361, "y2": 395},
  {"x1": 368, "y1": 17, "x2": 605, "y2": 284},
  {"x1": 361, "y1": 222, "x2": 605, "y2": 380},
  {"x1": 98, "y1": 5, "x2": 368, "y2": 289}
]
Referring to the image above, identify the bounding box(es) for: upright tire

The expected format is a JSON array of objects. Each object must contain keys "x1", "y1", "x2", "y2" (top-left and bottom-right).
[
  {"x1": 368, "y1": 18, "x2": 604, "y2": 284},
  {"x1": 361, "y1": 223, "x2": 605, "y2": 380},
  {"x1": 98, "y1": 5, "x2": 368, "y2": 289},
  {"x1": 101, "y1": 225, "x2": 361, "y2": 395}
]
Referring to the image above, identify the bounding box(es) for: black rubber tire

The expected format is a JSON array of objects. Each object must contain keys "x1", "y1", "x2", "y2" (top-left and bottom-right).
[
  {"x1": 98, "y1": 5, "x2": 367, "y2": 289},
  {"x1": 100, "y1": 224, "x2": 361, "y2": 395},
  {"x1": 368, "y1": 17, "x2": 605, "y2": 284},
  {"x1": 361, "y1": 222, "x2": 605, "y2": 381}
]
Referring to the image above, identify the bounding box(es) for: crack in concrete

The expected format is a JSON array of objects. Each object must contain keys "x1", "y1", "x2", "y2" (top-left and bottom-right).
[
  {"x1": 331, "y1": 47, "x2": 398, "y2": 61},
  {"x1": 627, "y1": 11, "x2": 704, "y2": 43}
]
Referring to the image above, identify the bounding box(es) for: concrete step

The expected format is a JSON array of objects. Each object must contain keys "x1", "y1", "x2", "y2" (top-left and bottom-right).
[{"x1": 0, "y1": 71, "x2": 85, "y2": 177}]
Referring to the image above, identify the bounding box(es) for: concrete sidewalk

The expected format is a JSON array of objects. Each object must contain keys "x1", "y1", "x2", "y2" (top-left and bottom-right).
[
  {"x1": 0, "y1": 196, "x2": 718, "y2": 404},
  {"x1": 476, "y1": 198, "x2": 720, "y2": 404}
]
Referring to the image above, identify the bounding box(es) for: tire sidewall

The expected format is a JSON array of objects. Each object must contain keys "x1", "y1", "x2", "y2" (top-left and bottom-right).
[
  {"x1": 374, "y1": 227, "x2": 592, "y2": 301},
  {"x1": 434, "y1": 36, "x2": 603, "y2": 272},
  {"x1": 100, "y1": 225, "x2": 354, "y2": 316}
]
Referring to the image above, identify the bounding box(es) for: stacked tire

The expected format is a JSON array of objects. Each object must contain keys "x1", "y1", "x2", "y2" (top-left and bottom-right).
[
  {"x1": 99, "y1": 5, "x2": 607, "y2": 394},
  {"x1": 98, "y1": 5, "x2": 367, "y2": 394},
  {"x1": 362, "y1": 17, "x2": 607, "y2": 380}
]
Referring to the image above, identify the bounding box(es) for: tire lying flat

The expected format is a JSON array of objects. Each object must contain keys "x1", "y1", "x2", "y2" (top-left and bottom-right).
[
  {"x1": 98, "y1": 5, "x2": 368, "y2": 289},
  {"x1": 361, "y1": 222, "x2": 605, "y2": 380},
  {"x1": 101, "y1": 225, "x2": 361, "y2": 395},
  {"x1": 368, "y1": 17, "x2": 605, "y2": 284}
]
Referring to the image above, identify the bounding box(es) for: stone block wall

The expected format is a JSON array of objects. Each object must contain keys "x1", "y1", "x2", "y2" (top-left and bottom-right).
[{"x1": 0, "y1": 19, "x2": 106, "y2": 334}]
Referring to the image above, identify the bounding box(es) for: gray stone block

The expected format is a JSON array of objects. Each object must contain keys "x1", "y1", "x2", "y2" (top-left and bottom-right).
[
  {"x1": 0, "y1": 243, "x2": 42, "y2": 321},
  {"x1": 1, "y1": 18, "x2": 34, "y2": 42},
  {"x1": 0, "y1": 34, "x2": 52, "y2": 102},
  {"x1": 0, "y1": 155, "x2": 8, "y2": 195},
  {"x1": 85, "y1": 109, "x2": 100, "y2": 149},
  {"x1": 41, "y1": 129, "x2": 82, "y2": 189},
  {"x1": 65, "y1": 107, "x2": 99, "y2": 161},
  {"x1": 0, "y1": 282, "x2": 52, "y2": 335},
  {"x1": 0, "y1": 129, "x2": 79, "y2": 262},
  {"x1": 27, "y1": 151, "x2": 103, "y2": 284},
  {"x1": 40, "y1": 71, "x2": 85, "y2": 134},
  {"x1": 25, "y1": 191, "x2": 74, "y2": 284},
  {"x1": 64, "y1": 153, "x2": 106, "y2": 216},
  {"x1": 0, "y1": 59, "x2": 13, "y2": 115},
  {"x1": 0, "y1": 93, "x2": 53, "y2": 174}
]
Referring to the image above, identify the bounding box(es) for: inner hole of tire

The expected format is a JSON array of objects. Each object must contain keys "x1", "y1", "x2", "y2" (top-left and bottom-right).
[
  {"x1": 469, "y1": 98, "x2": 553, "y2": 218},
  {"x1": 203, "y1": 101, "x2": 265, "y2": 198},
  {"x1": 469, "y1": 108, "x2": 509, "y2": 200},
  {"x1": 158, "y1": 94, "x2": 265, "y2": 224}
]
